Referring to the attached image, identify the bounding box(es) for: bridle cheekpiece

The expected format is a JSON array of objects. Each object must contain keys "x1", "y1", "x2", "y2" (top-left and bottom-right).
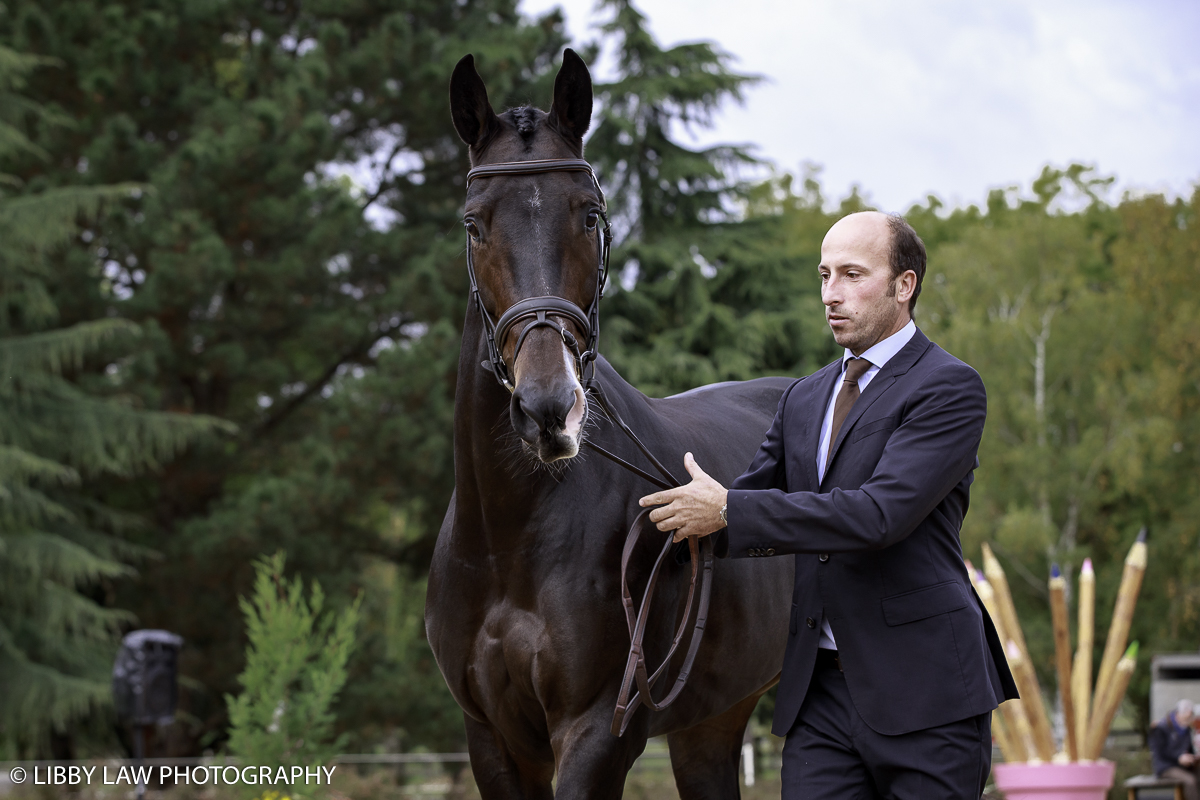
[{"x1": 464, "y1": 158, "x2": 612, "y2": 392}]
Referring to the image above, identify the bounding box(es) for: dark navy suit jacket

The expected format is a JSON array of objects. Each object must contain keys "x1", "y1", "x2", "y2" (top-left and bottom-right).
[{"x1": 721, "y1": 328, "x2": 1018, "y2": 736}]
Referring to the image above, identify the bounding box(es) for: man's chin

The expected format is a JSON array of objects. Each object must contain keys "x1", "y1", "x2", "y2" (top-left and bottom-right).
[{"x1": 830, "y1": 328, "x2": 859, "y2": 351}]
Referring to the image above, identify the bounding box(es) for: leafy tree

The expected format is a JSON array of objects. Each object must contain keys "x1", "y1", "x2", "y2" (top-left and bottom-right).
[
  {"x1": 919, "y1": 169, "x2": 1200, "y2": 726},
  {"x1": 226, "y1": 552, "x2": 360, "y2": 797},
  {"x1": 0, "y1": 44, "x2": 222, "y2": 757}
]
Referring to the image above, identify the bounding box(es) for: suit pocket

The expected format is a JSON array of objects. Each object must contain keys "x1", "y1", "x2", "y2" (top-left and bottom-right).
[
  {"x1": 881, "y1": 581, "x2": 968, "y2": 626},
  {"x1": 790, "y1": 601, "x2": 799, "y2": 635},
  {"x1": 848, "y1": 415, "x2": 896, "y2": 443}
]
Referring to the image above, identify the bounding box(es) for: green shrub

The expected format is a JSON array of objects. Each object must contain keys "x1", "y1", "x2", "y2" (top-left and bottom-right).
[{"x1": 225, "y1": 552, "x2": 360, "y2": 797}]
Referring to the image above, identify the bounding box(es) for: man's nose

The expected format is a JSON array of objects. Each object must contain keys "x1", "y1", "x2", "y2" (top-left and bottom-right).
[{"x1": 822, "y1": 280, "x2": 839, "y2": 306}]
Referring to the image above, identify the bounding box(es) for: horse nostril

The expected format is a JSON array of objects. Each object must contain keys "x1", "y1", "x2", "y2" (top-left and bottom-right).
[{"x1": 512, "y1": 386, "x2": 577, "y2": 438}]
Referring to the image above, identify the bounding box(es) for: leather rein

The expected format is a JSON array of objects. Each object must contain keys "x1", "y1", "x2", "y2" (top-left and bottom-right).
[{"x1": 463, "y1": 157, "x2": 715, "y2": 738}]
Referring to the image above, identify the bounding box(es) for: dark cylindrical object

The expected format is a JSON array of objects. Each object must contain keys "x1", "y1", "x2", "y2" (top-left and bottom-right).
[{"x1": 112, "y1": 630, "x2": 184, "y2": 726}]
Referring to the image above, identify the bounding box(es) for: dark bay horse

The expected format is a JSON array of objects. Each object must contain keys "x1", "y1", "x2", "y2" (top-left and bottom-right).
[{"x1": 425, "y1": 49, "x2": 794, "y2": 799}]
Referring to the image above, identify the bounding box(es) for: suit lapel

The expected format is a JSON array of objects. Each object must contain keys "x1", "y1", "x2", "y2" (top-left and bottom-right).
[
  {"x1": 801, "y1": 361, "x2": 843, "y2": 491},
  {"x1": 822, "y1": 328, "x2": 934, "y2": 484}
]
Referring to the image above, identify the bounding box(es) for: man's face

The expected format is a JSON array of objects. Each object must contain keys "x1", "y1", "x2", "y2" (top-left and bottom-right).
[
  {"x1": 1180, "y1": 706, "x2": 1195, "y2": 726},
  {"x1": 819, "y1": 212, "x2": 915, "y2": 356}
]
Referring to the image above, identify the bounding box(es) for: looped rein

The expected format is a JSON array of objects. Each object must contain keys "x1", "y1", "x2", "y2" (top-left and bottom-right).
[
  {"x1": 585, "y1": 384, "x2": 716, "y2": 738},
  {"x1": 611, "y1": 510, "x2": 715, "y2": 737}
]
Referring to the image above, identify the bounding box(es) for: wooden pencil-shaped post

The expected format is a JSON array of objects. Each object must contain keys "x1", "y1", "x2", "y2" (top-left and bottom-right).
[
  {"x1": 1001, "y1": 698, "x2": 1037, "y2": 763},
  {"x1": 982, "y1": 544, "x2": 1030, "y2": 654},
  {"x1": 983, "y1": 545, "x2": 1056, "y2": 761},
  {"x1": 1048, "y1": 564, "x2": 1077, "y2": 760},
  {"x1": 975, "y1": 574, "x2": 1031, "y2": 762},
  {"x1": 1005, "y1": 640, "x2": 1056, "y2": 761},
  {"x1": 1092, "y1": 529, "x2": 1147, "y2": 722},
  {"x1": 991, "y1": 710, "x2": 1016, "y2": 763},
  {"x1": 1071, "y1": 557, "x2": 1094, "y2": 757},
  {"x1": 1084, "y1": 641, "x2": 1138, "y2": 759}
]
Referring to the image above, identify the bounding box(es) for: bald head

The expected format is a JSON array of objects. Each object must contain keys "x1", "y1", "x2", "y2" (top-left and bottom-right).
[
  {"x1": 825, "y1": 211, "x2": 892, "y2": 240},
  {"x1": 822, "y1": 211, "x2": 927, "y2": 315}
]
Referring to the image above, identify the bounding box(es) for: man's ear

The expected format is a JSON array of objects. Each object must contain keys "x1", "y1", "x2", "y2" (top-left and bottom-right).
[
  {"x1": 547, "y1": 48, "x2": 593, "y2": 144},
  {"x1": 450, "y1": 54, "x2": 498, "y2": 147},
  {"x1": 895, "y1": 270, "x2": 918, "y2": 304}
]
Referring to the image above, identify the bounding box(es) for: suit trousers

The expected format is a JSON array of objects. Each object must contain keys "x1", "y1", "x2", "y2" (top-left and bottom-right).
[{"x1": 781, "y1": 651, "x2": 992, "y2": 800}]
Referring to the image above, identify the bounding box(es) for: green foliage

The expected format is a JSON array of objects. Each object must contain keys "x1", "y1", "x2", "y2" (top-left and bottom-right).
[
  {"x1": 0, "y1": 44, "x2": 227, "y2": 757},
  {"x1": 589, "y1": 2, "x2": 837, "y2": 395},
  {"x1": 0, "y1": 0, "x2": 573, "y2": 753},
  {"x1": 225, "y1": 552, "x2": 360, "y2": 795},
  {"x1": 915, "y1": 170, "x2": 1200, "y2": 725}
]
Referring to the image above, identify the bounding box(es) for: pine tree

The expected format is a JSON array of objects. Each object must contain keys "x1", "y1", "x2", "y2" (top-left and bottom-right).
[
  {"x1": 226, "y1": 552, "x2": 359, "y2": 797},
  {"x1": 587, "y1": 0, "x2": 837, "y2": 395},
  {"x1": 0, "y1": 0, "x2": 571, "y2": 752},
  {"x1": 0, "y1": 45, "x2": 225, "y2": 757}
]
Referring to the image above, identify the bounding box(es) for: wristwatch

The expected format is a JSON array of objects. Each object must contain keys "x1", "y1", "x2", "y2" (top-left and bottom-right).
[{"x1": 719, "y1": 502, "x2": 728, "y2": 526}]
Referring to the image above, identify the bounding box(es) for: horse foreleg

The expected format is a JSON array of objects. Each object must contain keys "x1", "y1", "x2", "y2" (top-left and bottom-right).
[
  {"x1": 666, "y1": 693, "x2": 763, "y2": 800},
  {"x1": 464, "y1": 714, "x2": 554, "y2": 800},
  {"x1": 550, "y1": 710, "x2": 649, "y2": 800}
]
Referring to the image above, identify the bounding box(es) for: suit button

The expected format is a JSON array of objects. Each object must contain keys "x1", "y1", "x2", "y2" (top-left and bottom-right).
[
  {"x1": 748, "y1": 548, "x2": 758, "y2": 557},
  {"x1": 819, "y1": 553, "x2": 829, "y2": 562},
  {"x1": 766, "y1": 548, "x2": 775, "y2": 556},
  {"x1": 806, "y1": 617, "x2": 816, "y2": 628}
]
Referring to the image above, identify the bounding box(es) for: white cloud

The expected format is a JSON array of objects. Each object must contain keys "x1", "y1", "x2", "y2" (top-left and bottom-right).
[{"x1": 519, "y1": 0, "x2": 1200, "y2": 210}]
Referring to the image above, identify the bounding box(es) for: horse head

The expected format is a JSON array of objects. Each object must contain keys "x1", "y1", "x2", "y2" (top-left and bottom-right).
[{"x1": 451, "y1": 49, "x2": 606, "y2": 464}]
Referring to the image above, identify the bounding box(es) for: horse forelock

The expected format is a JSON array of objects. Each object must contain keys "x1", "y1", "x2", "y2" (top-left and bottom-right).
[
  {"x1": 511, "y1": 106, "x2": 539, "y2": 140},
  {"x1": 473, "y1": 106, "x2": 583, "y2": 162}
]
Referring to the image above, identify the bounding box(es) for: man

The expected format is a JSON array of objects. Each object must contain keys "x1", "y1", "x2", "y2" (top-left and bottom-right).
[
  {"x1": 640, "y1": 211, "x2": 1017, "y2": 799},
  {"x1": 1150, "y1": 699, "x2": 1199, "y2": 800}
]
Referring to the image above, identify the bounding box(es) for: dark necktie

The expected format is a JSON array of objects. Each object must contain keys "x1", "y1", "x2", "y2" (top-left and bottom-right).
[{"x1": 826, "y1": 357, "x2": 874, "y2": 469}]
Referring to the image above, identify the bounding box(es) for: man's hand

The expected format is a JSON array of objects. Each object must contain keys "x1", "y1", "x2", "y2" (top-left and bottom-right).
[
  {"x1": 638, "y1": 453, "x2": 728, "y2": 543},
  {"x1": 1181, "y1": 753, "x2": 1196, "y2": 767}
]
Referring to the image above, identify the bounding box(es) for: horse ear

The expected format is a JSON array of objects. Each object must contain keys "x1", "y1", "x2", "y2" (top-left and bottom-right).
[
  {"x1": 450, "y1": 54, "x2": 498, "y2": 147},
  {"x1": 548, "y1": 48, "x2": 593, "y2": 142}
]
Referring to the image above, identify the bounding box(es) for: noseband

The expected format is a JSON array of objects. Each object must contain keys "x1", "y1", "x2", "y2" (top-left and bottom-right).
[{"x1": 464, "y1": 158, "x2": 612, "y2": 392}]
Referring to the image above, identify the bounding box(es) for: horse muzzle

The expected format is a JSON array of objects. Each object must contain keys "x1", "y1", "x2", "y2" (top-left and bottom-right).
[{"x1": 510, "y1": 376, "x2": 586, "y2": 463}]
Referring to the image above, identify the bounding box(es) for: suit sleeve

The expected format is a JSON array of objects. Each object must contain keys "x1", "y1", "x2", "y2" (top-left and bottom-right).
[
  {"x1": 725, "y1": 362, "x2": 986, "y2": 555},
  {"x1": 712, "y1": 378, "x2": 800, "y2": 558}
]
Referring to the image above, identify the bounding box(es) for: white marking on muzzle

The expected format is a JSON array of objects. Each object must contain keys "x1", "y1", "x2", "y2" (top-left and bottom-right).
[{"x1": 562, "y1": 344, "x2": 586, "y2": 444}]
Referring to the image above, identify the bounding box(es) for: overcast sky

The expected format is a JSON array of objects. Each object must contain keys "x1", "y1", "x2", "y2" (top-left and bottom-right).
[{"x1": 516, "y1": 0, "x2": 1200, "y2": 213}]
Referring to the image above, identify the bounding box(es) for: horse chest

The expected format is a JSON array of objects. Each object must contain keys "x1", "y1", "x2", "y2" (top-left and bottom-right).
[{"x1": 461, "y1": 604, "x2": 562, "y2": 724}]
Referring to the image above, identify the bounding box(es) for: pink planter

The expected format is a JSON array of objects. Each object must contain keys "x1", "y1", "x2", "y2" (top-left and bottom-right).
[{"x1": 992, "y1": 761, "x2": 1116, "y2": 800}]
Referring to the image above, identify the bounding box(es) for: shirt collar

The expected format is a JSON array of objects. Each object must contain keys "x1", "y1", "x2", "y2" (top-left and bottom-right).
[{"x1": 841, "y1": 319, "x2": 917, "y2": 372}]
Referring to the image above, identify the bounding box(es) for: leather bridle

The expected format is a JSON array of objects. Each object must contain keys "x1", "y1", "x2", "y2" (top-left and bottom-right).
[
  {"x1": 462, "y1": 155, "x2": 714, "y2": 739},
  {"x1": 464, "y1": 158, "x2": 611, "y2": 392}
]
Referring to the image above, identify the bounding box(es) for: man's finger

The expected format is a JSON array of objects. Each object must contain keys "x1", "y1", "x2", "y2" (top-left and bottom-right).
[
  {"x1": 684, "y1": 452, "x2": 710, "y2": 480},
  {"x1": 640, "y1": 489, "x2": 677, "y2": 507},
  {"x1": 683, "y1": 452, "x2": 708, "y2": 480}
]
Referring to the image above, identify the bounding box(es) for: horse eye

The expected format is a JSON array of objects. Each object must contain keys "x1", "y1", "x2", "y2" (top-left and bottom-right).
[
  {"x1": 464, "y1": 220, "x2": 480, "y2": 241},
  {"x1": 585, "y1": 211, "x2": 600, "y2": 231}
]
